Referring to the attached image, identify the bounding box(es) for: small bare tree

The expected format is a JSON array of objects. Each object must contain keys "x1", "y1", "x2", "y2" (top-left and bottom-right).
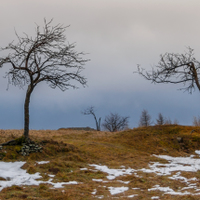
[
  {"x1": 82, "y1": 106, "x2": 101, "y2": 131},
  {"x1": 156, "y1": 113, "x2": 165, "y2": 125},
  {"x1": 164, "y1": 117, "x2": 172, "y2": 125},
  {"x1": 102, "y1": 113, "x2": 129, "y2": 132},
  {"x1": 193, "y1": 116, "x2": 200, "y2": 126},
  {"x1": 173, "y1": 119, "x2": 179, "y2": 125},
  {"x1": 0, "y1": 19, "x2": 88, "y2": 141},
  {"x1": 136, "y1": 47, "x2": 200, "y2": 94},
  {"x1": 139, "y1": 109, "x2": 152, "y2": 127}
]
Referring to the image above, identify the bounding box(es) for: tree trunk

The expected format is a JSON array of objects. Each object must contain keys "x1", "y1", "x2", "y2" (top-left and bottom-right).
[
  {"x1": 24, "y1": 85, "x2": 33, "y2": 139},
  {"x1": 97, "y1": 117, "x2": 101, "y2": 131},
  {"x1": 93, "y1": 114, "x2": 101, "y2": 131}
]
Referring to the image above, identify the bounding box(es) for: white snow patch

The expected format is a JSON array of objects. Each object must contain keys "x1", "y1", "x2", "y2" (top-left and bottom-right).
[
  {"x1": 89, "y1": 150, "x2": 200, "y2": 197},
  {"x1": 151, "y1": 196, "x2": 160, "y2": 199},
  {"x1": 0, "y1": 161, "x2": 78, "y2": 191},
  {"x1": 96, "y1": 195, "x2": 104, "y2": 199},
  {"x1": 195, "y1": 150, "x2": 200, "y2": 155},
  {"x1": 48, "y1": 174, "x2": 55, "y2": 178},
  {"x1": 92, "y1": 179, "x2": 108, "y2": 183},
  {"x1": 128, "y1": 194, "x2": 138, "y2": 198},
  {"x1": 108, "y1": 186, "x2": 129, "y2": 195},
  {"x1": 92, "y1": 189, "x2": 97, "y2": 195},
  {"x1": 36, "y1": 161, "x2": 50, "y2": 165},
  {"x1": 117, "y1": 180, "x2": 130, "y2": 184},
  {"x1": 89, "y1": 164, "x2": 135, "y2": 180},
  {"x1": 49, "y1": 180, "x2": 78, "y2": 189},
  {"x1": 80, "y1": 168, "x2": 88, "y2": 170}
]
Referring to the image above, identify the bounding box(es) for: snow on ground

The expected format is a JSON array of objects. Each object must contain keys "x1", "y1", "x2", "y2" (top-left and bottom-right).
[
  {"x1": 1, "y1": 151, "x2": 200, "y2": 198},
  {"x1": 88, "y1": 151, "x2": 200, "y2": 199},
  {"x1": 36, "y1": 161, "x2": 50, "y2": 165},
  {"x1": 89, "y1": 164, "x2": 135, "y2": 180},
  {"x1": 0, "y1": 161, "x2": 78, "y2": 191}
]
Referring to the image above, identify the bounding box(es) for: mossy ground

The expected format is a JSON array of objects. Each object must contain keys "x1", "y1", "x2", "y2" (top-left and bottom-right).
[{"x1": 0, "y1": 126, "x2": 200, "y2": 199}]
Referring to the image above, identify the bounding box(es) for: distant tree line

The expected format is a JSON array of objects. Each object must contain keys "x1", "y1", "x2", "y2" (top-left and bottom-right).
[
  {"x1": 82, "y1": 106, "x2": 183, "y2": 132},
  {"x1": 138, "y1": 109, "x2": 179, "y2": 127}
]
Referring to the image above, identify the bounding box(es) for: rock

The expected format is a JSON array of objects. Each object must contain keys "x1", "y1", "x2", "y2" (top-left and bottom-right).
[{"x1": 18, "y1": 142, "x2": 43, "y2": 156}]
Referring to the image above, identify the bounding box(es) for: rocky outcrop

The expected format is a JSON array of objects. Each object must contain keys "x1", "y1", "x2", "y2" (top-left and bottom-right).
[{"x1": 18, "y1": 142, "x2": 43, "y2": 156}]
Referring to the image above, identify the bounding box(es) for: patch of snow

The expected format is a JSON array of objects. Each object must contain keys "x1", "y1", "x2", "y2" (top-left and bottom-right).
[
  {"x1": 92, "y1": 179, "x2": 108, "y2": 183},
  {"x1": 148, "y1": 185, "x2": 191, "y2": 195},
  {"x1": 91, "y1": 189, "x2": 97, "y2": 195},
  {"x1": 128, "y1": 194, "x2": 138, "y2": 198},
  {"x1": 96, "y1": 195, "x2": 104, "y2": 199},
  {"x1": 36, "y1": 161, "x2": 50, "y2": 165},
  {"x1": 89, "y1": 151, "x2": 200, "y2": 197},
  {"x1": 80, "y1": 168, "x2": 88, "y2": 170},
  {"x1": 48, "y1": 180, "x2": 78, "y2": 189},
  {"x1": 148, "y1": 185, "x2": 174, "y2": 192},
  {"x1": 89, "y1": 164, "x2": 135, "y2": 180},
  {"x1": 108, "y1": 186, "x2": 129, "y2": 195},
  {"x1": 140, "y1": 154, "x2": 200, "y2": 177},
  {"x1": 48, "y1": 174, "x2": 55, "y2": 178},
  {"x1": 151, "y1": 196, "x2": 160, "y2": 199},
  {"x1": 117, "y1": 180, "x2": 130, "y2": 184},
  {"x1": 0, "y1": 161, "x2": 78, "y2": 191},
  {"x1": 0, "y1": 161, "x2": 41, "y2": 191},
  {"x1": 132, "y1": 187, "x2": 140, "y2": 190},
  {"x1": 133, "y1": 172, "x2": 142, "y2": 178},
  {"x1": 195, "y1": 150, "x2": 200, "y2": 155}
]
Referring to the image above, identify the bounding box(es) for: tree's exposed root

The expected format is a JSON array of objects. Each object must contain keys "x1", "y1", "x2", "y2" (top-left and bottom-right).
[
  {"x1": 1, "y1": 137, "x2": 31, "y2": 146},
  {"x1": 1, "y1": 139, "x2": 18, "y2": 146}
]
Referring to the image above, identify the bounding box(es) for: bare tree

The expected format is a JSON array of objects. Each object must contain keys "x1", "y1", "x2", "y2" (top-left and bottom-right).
[
  {"x1": 82, "y1": 106, "x2": 101, "y2": 131},
  {"x1": 164, "y1": 117, "x2": 172, "y2": 125},
  {"x1": 136, "y1": 47, "x2": 200, "y2": 94},
  {"x1": 173, "y1": 119, "x2": 179, "y2": 125},
  {"x1": 156, "y1": 113, "x2": 165, "y2": 125},
  {"x1": 139, "y1": 109, "x2": 152, "y2": 127},
  {"x1": 0, "y1": 19, "x2": 88, "y2": 141},
  {"x1": 102, "y1": 113, "x2": 129, "y2": 132},
  {"x1": 193, "y1": 116, "x2": 200, "y2": 126}
]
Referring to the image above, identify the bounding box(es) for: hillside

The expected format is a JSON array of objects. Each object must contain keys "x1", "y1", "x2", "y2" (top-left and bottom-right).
[{"x1": 0, "y1": 125, "x2": 200, "y2": 199}]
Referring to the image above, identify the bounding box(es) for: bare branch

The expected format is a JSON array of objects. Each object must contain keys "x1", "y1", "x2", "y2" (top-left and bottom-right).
[{"x1": 135, "y1": 47, "x2": 200, "y2": 94}]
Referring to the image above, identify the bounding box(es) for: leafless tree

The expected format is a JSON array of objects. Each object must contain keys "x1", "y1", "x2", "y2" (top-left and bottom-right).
[
  {"x1": 193, "y1": 116, "x2": 200, "y2": 126},
  {"x1": 0, "y1": 19, "x2": 88, "y2": 141},
  {"x1": 164, "y1": 117, "x2": 172, "y2": 125},
  {"x1": 173, "y1": 119, "x2": 179, "y2": 125},
  {"x1": 139, "y1": 109, "x2": 152, "y2": 127},
  {"x1": 136, "y1": 47, "x2": 200, "y2": 94},
  {"x1": 82, "y1": 106, "x2": 101, "y2": 131},
  {"x1": 102, "y1": 113, "x2": 129, "y2": 132},
  {"x1": 156, "y1": 113, "x2": 165, "y2": 125}
]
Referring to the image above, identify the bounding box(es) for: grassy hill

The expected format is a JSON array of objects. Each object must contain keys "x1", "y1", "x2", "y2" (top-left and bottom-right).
[{"x1": 0, "y1": 125, "x2": 200, "y2": 199}]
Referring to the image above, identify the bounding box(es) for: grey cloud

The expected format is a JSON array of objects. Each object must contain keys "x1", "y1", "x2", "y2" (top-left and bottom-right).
[{"x1": 0, "y1": 0, "x2": 200, "y2": 129}]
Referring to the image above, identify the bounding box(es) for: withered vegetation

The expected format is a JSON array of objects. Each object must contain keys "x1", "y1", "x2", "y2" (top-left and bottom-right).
[{"x1": 0, "y1": 126, "x2": 200, "y2": 199}]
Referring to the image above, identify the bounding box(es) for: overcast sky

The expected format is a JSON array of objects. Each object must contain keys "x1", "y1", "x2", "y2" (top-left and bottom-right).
[{"x1": 0, "y1": 0, "x2": 200, "y2": 130}]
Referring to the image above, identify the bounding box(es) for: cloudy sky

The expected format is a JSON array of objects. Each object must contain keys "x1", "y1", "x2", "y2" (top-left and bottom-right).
[{"x1": 0, "y1": 0, "x2": 200, "y2": 130}]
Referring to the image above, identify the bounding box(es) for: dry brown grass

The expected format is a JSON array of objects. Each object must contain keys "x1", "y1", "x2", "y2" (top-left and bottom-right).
[{"x1": 0, "y1": 125, "x2": 200, "y2": 199}]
